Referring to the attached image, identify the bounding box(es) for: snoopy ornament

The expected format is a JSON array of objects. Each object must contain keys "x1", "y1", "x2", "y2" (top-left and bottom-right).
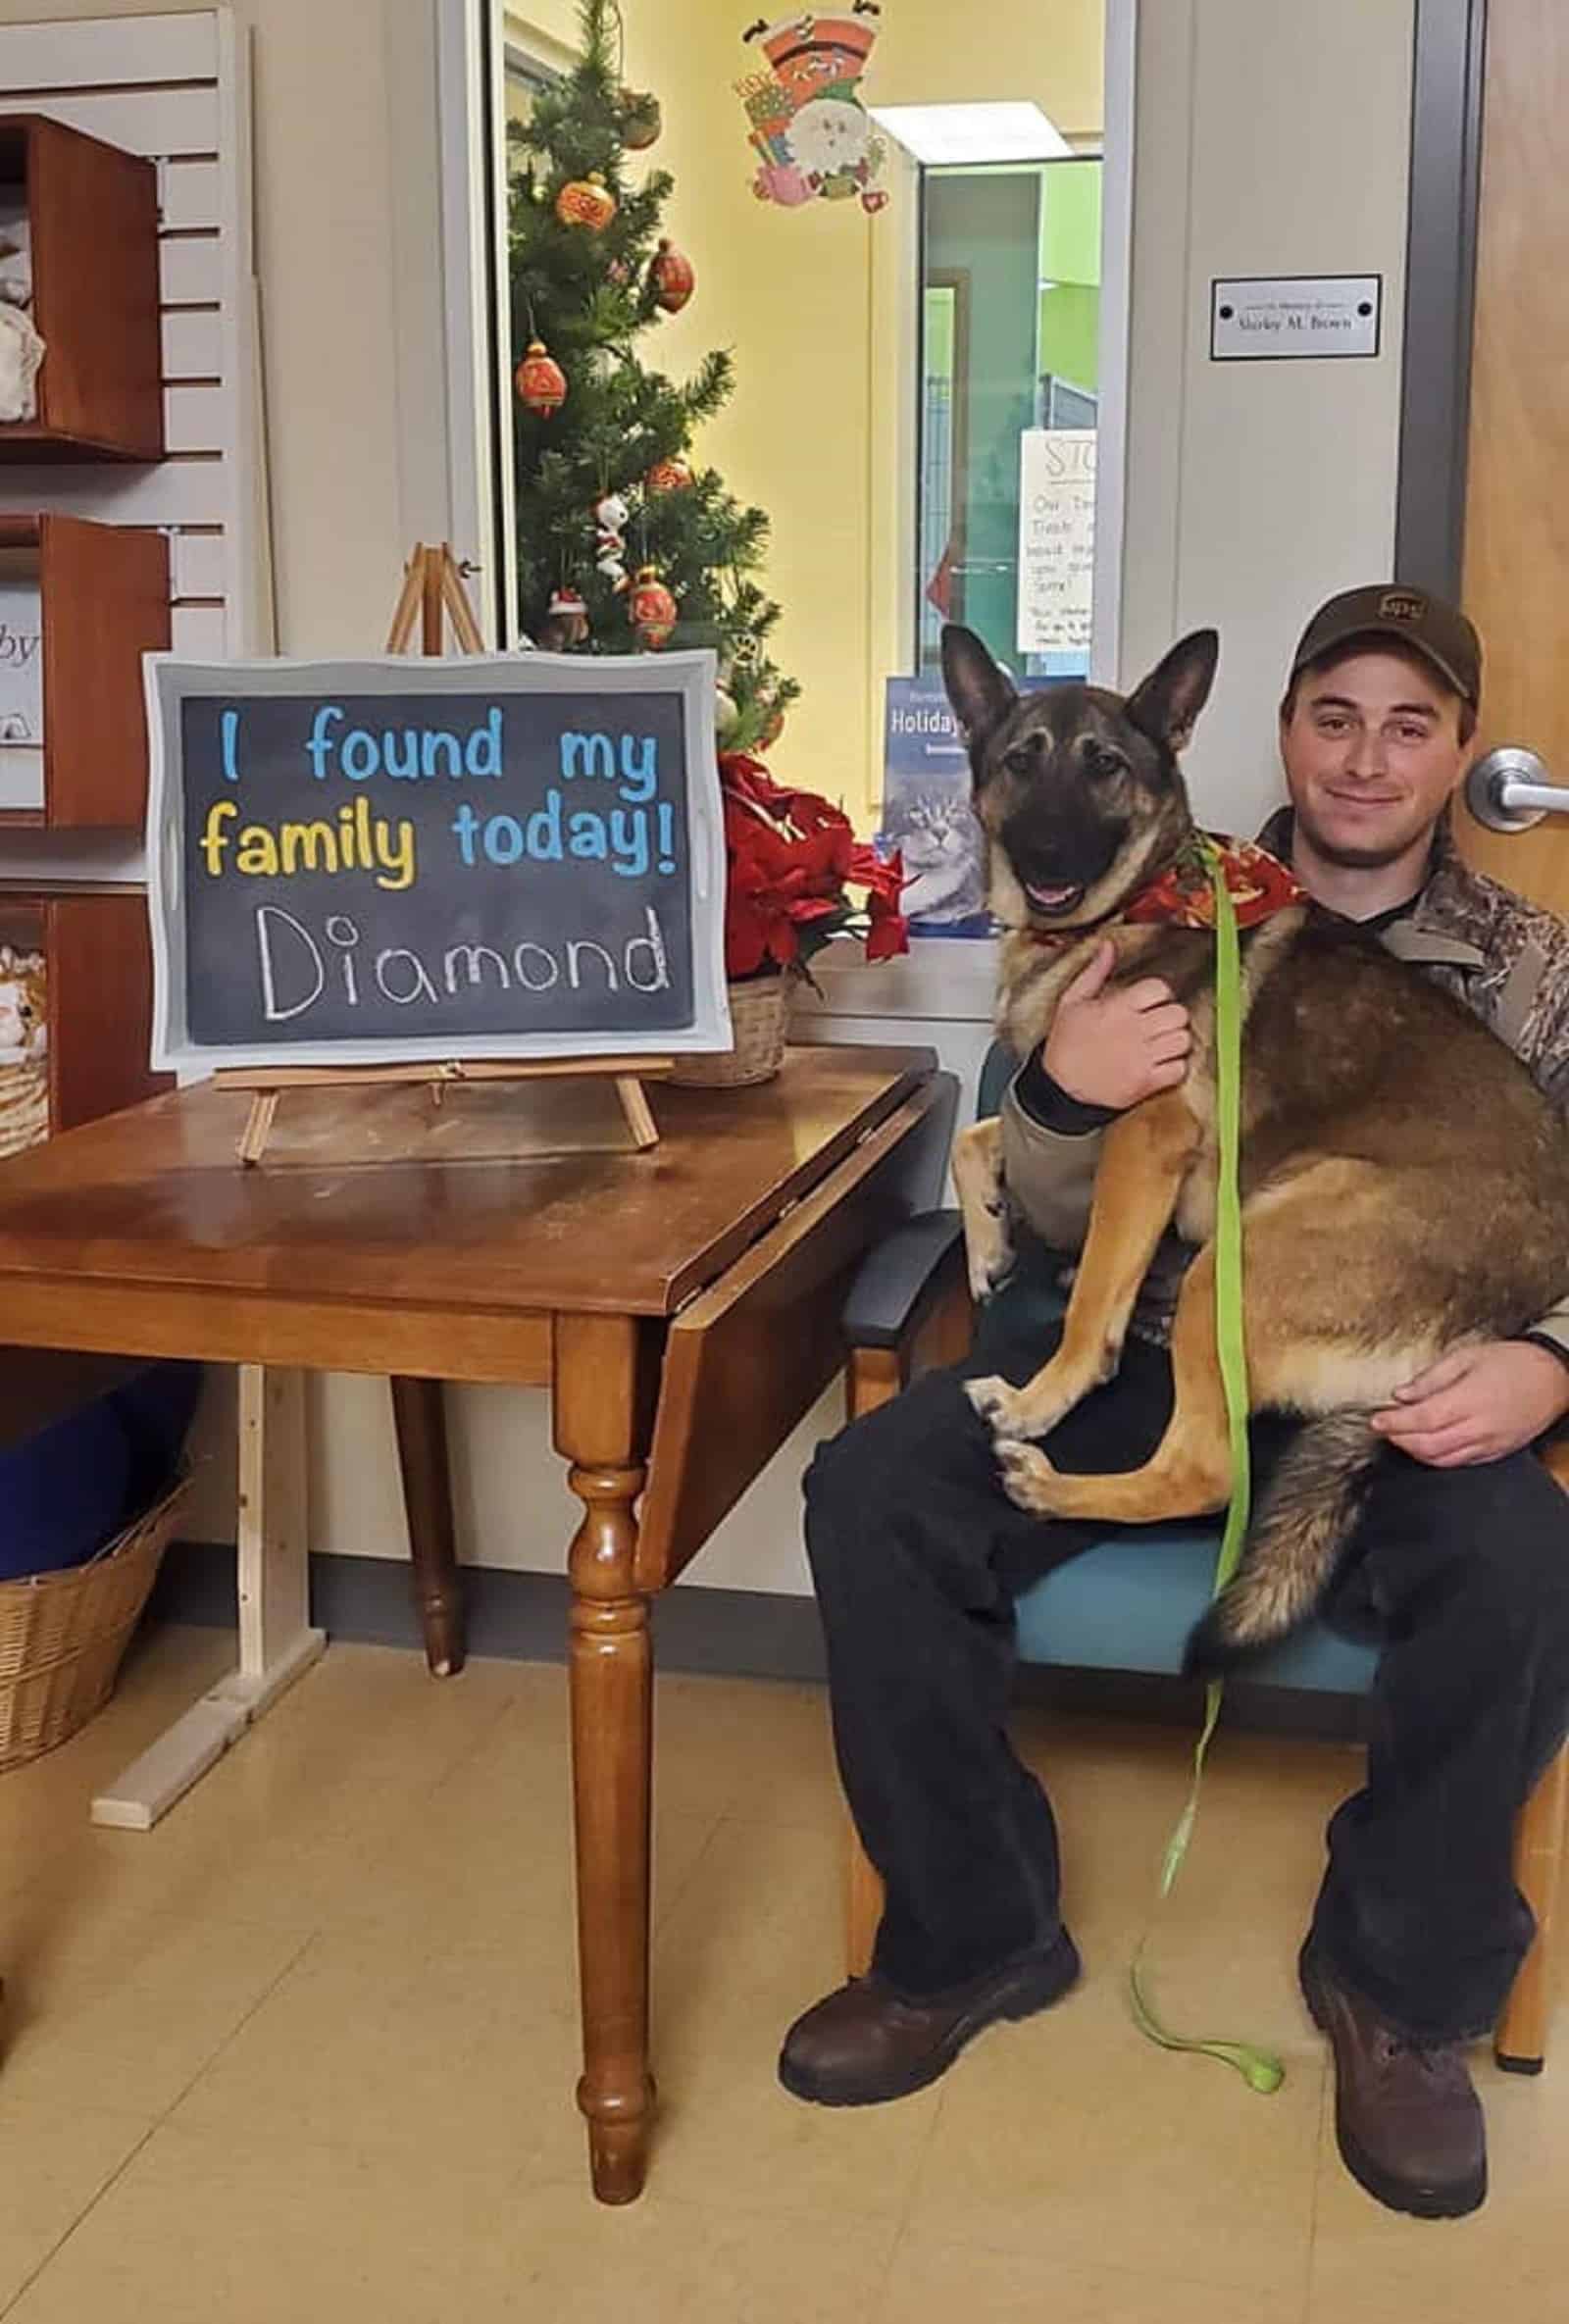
[{"x1": 593, "y1": 492, "x2": 630, "y2": 593}]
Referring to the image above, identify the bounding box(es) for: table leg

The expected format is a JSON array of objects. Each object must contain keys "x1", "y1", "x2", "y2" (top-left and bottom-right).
[
  {"x1": 389, "y1": 1375, "x2": 465, "y2": 1676},
  {"x1": 554, "y1": 1312, "x2": 658, "y2": 2205}
]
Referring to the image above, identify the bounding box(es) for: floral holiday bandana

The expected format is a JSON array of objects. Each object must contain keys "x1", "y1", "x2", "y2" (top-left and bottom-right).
[{"x1": 1026, "y1": 834, "x2": 1305, "y2": 948}]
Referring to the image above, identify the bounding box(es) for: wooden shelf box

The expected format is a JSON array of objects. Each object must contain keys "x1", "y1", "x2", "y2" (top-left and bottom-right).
[
  {"x1": 0, "y1": 514, "x2": 169, "y2": 831},
  {"x1": 0, "y1": 888, "x2": 167, "y2": 1156},
  {"x1": 0, "y1": 114, "x2": 164, "y2": 464}
]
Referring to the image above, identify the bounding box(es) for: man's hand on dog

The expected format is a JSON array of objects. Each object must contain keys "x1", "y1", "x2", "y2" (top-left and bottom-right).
[
  {"x1": 1044, "y1": 939, "x2": 1192, "y2": 1111},
  {"x1": 1373, "y1": 1342, "x2": 1569, "y2": 1466}
]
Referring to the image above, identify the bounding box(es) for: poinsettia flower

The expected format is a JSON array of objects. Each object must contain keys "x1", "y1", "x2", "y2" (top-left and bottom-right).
[{"x1": 714, "y1": 752, "x2": 909, "y2": 979}]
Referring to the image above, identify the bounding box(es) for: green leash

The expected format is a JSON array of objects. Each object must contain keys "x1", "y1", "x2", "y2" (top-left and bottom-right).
[{"x1": 1126, "y1": 836, "x2": 1285, "y2": 2097}]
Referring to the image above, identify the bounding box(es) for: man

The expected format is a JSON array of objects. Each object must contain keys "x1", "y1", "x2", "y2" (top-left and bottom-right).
[{"x1": 780, "y1": 586, "x2": 1569, "y2": 2222}]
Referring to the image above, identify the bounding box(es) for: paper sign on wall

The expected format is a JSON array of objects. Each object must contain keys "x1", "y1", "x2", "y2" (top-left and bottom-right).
[
  {"x1": 1017, "y1": 429, "x2": 1096, "y2": 658},
  {"x1": 0, "y1": 552, "x2": 43, "y2": 814},
  {"x1": 0, "y1": 581, "x2": 40, "y2": 746},
  {"x1": 881, "y1": 679, "x2": 990, "y2": 937}
]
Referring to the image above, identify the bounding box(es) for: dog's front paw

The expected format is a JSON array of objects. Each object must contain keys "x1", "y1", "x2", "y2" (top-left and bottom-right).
[
  {"x1": 966, "y1": 1226, "x2": 1015, "y2": 1305},
  {"x1": 969, "y1": 1257, "x2": 1015, "y2": 1304},
  {"x1": 995, "y1": 1440, "x2": 1061, "y2": 1514},
  {"x1": 965, "y1": 1375, "x2": 1033, "y2": 1437}
]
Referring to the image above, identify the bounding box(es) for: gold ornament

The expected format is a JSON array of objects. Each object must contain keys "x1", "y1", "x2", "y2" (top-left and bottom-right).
[{"x1": 556, "y1": 172, "x2": 618, "y2": 231}]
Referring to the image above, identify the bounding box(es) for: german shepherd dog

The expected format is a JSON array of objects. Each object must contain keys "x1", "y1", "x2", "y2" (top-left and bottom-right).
[{"x1": 940, "y1": 623, "x2": 1569, "y2": 1670}]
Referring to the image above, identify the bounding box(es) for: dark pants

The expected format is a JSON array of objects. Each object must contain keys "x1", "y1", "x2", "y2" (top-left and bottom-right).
[{"x1": 805, "y1": 1245, "x2": 1569, "y2": 2044}]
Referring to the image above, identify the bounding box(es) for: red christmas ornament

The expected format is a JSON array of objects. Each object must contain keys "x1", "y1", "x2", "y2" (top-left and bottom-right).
[
  {"x1": 645, "y1": 455, "x2": 694, "y2": 494},
  {"x1": 629, "y1": 565, "x2": 679, "y2": 649},
  {"x1": 650, "y1": 238, "x2": 695, "y2": 314},
  {"x1": 515, "y1": 338, "x2": 567, "y2": 416},
  {"x1": 556, "y1": 172, "x2": 618, "y2": 231}
]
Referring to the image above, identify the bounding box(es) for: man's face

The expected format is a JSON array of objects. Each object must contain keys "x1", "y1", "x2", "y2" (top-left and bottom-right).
[{"x1": 1280, "y1": 647, "x2": 1471, "y2": 869}]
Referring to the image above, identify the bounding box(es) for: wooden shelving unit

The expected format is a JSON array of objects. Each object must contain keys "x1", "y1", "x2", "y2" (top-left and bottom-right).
[
  {"x1": 0, "y1": 513, "x2": 170, "y2": 832},
  {"x1": 0, "y1": 886, "x2": 167, "y2": 1141},
  {"x1": 0, "y1": 106, "x2": 175, "y2": 1151},
  {"x1": 0, "y1": 114, "x2": 164, "y2": 464}
]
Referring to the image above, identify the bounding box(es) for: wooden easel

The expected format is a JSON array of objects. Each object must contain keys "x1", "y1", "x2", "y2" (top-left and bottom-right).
[
  {"x1": 384, "y1": 534, "x2": 489, "y2": 659},
  {"x1": 222, "y1": 542, "x2": 672, "y2": 1166},
  {"x1": 226, "y1": 1054, "x2": 663, "y2": 1166}
]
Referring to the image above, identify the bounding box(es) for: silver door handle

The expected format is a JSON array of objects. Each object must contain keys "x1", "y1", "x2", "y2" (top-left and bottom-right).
[{"x1": 1465, "y1": 746, "x2": 1567, "y2": 834}]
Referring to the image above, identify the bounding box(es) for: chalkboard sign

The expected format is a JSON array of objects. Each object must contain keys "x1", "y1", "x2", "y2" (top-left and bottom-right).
[{"x1": 144, "y1": 651, "x2": 732, "y2": 1072}]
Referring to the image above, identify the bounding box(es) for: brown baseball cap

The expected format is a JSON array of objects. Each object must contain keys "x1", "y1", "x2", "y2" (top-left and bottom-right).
[{"x1": 1289, "y1": 583, "x2": 1482, "y2": 709}]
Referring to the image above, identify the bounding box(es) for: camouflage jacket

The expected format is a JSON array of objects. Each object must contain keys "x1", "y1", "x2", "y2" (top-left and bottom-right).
[
  {"x1": 999, "y1": 805, "x2": 1569, "y2": 1355},
  {"x1": 1257, "y1": 807, "x2": 1569, "y2": 1113}
]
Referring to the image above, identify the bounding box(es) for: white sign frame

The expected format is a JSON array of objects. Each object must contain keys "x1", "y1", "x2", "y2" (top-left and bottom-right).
[
  {"x1": 144, "y1": 648, "x2": 732, "y2": 1073},
  {"x1": 1209, "y1": 275, "x2": 1383, "y2": 362},
  {"x1": 1016, "y1": 428, "x2": 1097, "y2": 658}
]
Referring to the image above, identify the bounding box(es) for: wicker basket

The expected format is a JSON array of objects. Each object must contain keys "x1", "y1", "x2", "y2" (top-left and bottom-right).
[
  {"x1": 0, "y1": 1059, "x2": 48, "y2": 1160},
  {"x1": 669, "y1": 973, "x2": 789, "y2": 1088},
  {"x1": 0, "y1": 1476, "x2": 188, "y2": 1773}
]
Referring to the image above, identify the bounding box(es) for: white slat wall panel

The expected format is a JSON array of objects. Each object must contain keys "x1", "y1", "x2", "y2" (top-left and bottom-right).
[
  {"x1": 172, "y1": 531, "x2": 226, "y2": 598},
  {"x1": 0, "y1": 460, "x2": 230, "y2": 528},
  {"x1": 171, "y1": 604, "x2": 228, "y2": 656},
  {"x1": 162, "y1": 310, "x2": 222, "y2": 379},
  {"x1": 164, "y1": 385, "x2": 224, "y2": 452},
  {"x1": 157, "y1": 237, "x2": 225, "y2": 307},
  {"x1": 0, "y1": 8, "x2": 266, "y2": 884},
  {"x1": 159, "y1": 158, "x2": 222, "y2": 230},
  {"x1": 0, "y1": 85, "x2": 220, "y2": 152},
  {"x1": 0, "y1": 12, "x2": 218, "y2": 85}
]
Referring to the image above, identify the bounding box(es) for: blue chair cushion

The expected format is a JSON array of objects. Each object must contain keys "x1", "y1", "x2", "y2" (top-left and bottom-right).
[{"x1": 1014, "y1": 1525, "x2": 1381, "y2": 1694}]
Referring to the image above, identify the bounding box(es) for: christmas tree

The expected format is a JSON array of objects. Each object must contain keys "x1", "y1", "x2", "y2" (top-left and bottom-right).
[{"x1": 508, "y1": 0, "x2": 800, "y2": 756}]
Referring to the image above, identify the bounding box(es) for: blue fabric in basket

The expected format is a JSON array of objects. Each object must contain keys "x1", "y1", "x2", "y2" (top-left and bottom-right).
[
  {"x1": 0, "y1": 1400, "x2": 133, "y2": 1582},
  {"x1": 0, "y1": 1361, "x2": 201, "y2": 1584},
  {"x1": 106, "y1": 1362, "x2": 202, "y2": 1520}
]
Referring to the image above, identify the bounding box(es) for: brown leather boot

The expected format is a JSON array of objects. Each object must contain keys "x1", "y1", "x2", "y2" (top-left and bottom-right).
[
  {"x1": 779, "y1": 1930, "x2": 1080, "y2": 2106},
  {"x1": 1300, "y1": 1940, "x2": 1487, "y2": 2218}
]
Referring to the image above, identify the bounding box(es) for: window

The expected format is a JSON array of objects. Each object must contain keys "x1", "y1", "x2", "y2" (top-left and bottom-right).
[{"x1": 916, "y1": 154, "x2": 1103, "y2": 682}]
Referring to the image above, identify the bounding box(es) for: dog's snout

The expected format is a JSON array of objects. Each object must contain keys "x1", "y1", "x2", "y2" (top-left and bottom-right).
[{"x1": 1001, "y1": 799, "x2": 1127, "y2": 897}]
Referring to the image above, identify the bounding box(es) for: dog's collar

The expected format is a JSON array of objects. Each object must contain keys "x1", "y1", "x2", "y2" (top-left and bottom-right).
[{"x1": 1022, "y1": 834, "x2": 1306, "y2": 950}]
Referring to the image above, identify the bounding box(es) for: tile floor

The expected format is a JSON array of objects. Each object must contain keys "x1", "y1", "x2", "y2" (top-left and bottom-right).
[{"x1": 0, "y1": 1622, "x2": 1560, "y2": 2322}]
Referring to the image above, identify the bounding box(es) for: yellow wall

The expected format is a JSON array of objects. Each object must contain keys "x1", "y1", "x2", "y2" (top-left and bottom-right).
[{"x1": 513, "y1": 0, "x2": 1103, "y2": 823}]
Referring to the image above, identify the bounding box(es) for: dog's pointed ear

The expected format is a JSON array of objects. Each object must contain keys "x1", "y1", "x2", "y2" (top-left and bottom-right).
[
  {"x1": 1125, "y1": 630, "x2": 1219, "y2": 755},
  {"x1": 941, "y1": 625, "x2": 1017, "y2": 749}
]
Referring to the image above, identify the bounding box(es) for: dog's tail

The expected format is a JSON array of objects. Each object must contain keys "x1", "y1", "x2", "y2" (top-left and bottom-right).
[{"x1": 1185, "y1": 1412, "x2": 1383, "y2": 1675}]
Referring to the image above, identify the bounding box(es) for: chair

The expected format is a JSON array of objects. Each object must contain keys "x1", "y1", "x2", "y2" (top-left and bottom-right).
[{"x1": 838, "y1": 1041, "x2": 1569, "y2": 2073}]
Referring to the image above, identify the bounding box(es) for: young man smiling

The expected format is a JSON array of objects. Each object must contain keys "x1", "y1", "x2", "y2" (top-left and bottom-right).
[
  {"x1": 1269, "y1": 589, "x2": 1569, "y2": 1462},
  {"x1": 780, "y1": 585, "x2": 1569, "y2": 2222}
]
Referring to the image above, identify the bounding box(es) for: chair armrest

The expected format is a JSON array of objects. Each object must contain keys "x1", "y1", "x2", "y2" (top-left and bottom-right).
[{"x1": 842, "y1": 1209, "x2": 965, "y2": 1350}]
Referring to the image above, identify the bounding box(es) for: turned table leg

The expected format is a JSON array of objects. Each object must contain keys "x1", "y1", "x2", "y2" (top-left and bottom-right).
[
  {"x1": 554, "y1": 1313, "x2": 659, "y2": 2205},
  {"x1": 390, "y1": 1374, "x2": 466, "y2": 1677}
]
